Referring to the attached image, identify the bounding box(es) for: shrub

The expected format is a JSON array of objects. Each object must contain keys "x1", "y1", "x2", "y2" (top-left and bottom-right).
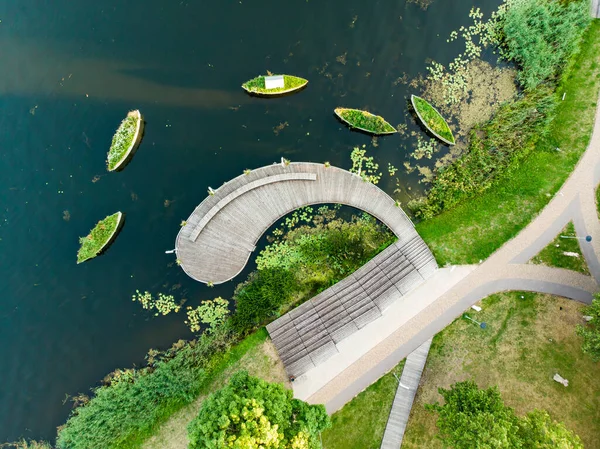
[
  {"x1": 232, "y1": 212, "x2": 395, "y2": 334},
  {"x1": 56, "y1": 326, "x2": 234, "y2": 449},
  {"x1": 576, "y1": 295, "x2": 600, "y2": 361},
  {"x1": 187, "y1": 371, "x2": 330, "y2": 449}
]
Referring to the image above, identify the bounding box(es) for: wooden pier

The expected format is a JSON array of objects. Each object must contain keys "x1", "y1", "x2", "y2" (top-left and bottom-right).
[{"x1": 176, "y1": 162, "x2": 419, "y2": 285}]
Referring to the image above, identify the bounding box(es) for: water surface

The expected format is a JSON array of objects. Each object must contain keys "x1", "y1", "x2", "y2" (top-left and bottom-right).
[{"x1": 0, "y1": 0, "x2": 500, "y2": 441}]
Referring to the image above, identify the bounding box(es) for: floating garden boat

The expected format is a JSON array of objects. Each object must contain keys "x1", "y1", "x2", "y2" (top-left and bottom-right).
[
  {"x1": 410, "y1": 95, "x2": 455, "y2": 145},
  {"x1": 334, "y1": 107, "x2": 396, "y2": 135},
  {"x1": 77, "y1": 212, "x2": 125, "y2": 263},
  {"x1": 106, "y1": 110, "x2": 144, "y2": 171},
  {"x1": 241, "y1": 74, "x2": 308, "y2": 96}
]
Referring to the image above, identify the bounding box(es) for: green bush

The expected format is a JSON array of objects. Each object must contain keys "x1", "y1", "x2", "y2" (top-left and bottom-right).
[
  {"x1": 231, "y1": 212, "x2": 395, "y2": 333},
  {"x1": 56, "y1": 326, "x2": 234, "y2": 449},
  {"x1": 496, "y1": 0, "x2": 590, "y2": 90},
  {"x1": 187, "y1": 371, "x2": 330, "y2": 449},
  {"x1": 410, "y1": 85, "x2": 556, "y2": 218}
]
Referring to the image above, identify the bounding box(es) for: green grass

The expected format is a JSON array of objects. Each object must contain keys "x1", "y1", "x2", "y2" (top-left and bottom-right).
[
  {"x1": 242, "y1": 74, "x2": 308, "y2": 94},
  {"x1": 322, "y1": 360, "x2": 405, "y2": 449},
  {"x1": 416, "y1": 20, "x2": 600, "y2": 265},
  {"x1": 411, "y1": 95, "x2": 455, "y2": 144},
  {"x1": 531, "y1": 222, "x2": 589, "y2": 274},
  {"x1": 335, "y1": 108, "x2": 396, "y2": 134},
  {"x1": 76, "y1": 212, "x2": 121, "y2": 263},
  {"x1": 402, "y1": 292, "x2": 600, "y2": 449},
  {"x1": 107, "y1": 111, "x2": 140, "y2": 171}
]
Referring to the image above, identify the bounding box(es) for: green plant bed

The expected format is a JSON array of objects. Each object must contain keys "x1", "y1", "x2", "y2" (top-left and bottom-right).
[
  {"x1": 241, "y1": 74, "x2": 308, "y2": 95},
  {"x1": 410, "y1": 95, "x2": 455, "y2": 145},
  {"x1": 107, "y1": 110, "x2": 144, "y2": 171},
  {"x1": 334, "y1": 107, "x2": 397, "y2": 135},
  {"x1": 77, "y1": 212, "x2": 124, "y2": 264}
]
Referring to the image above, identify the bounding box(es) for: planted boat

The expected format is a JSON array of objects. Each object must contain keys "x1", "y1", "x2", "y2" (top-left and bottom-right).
[
  {"x1": 334, "y1": 108, "x2": 396, "y2": 135},
  {"x1": 411, "y1": 95, "x2": 455, "y2": 145},
  {"x1": 77, "y1": 212, "x2": 125, "y2": 263},
  {"x1": 241, "y1": 74, "x2": 308, "y2": 96},
  {"x1": 107, "y1": 110, "x2": 144, "y2": 171}
]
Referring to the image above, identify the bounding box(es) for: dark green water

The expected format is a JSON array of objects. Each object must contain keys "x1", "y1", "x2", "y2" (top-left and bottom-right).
[{"x1": 0, "y1": 0, "x2": 500, "y2": 441}]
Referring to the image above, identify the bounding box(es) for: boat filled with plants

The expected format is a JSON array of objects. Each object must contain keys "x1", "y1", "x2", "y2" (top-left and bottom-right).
[
  {"x1": 334, "y1": 107, "x2": 396, "y2": 135},
  {"x1": 241, "y1": 74, "x2": 308, "y2": 95},
  {"x1": 77, "y1": 212, "x2": 124, "y2": 264},
  {"x1": 411, "y1": 95, "x2": 455, "y2": 145},
  {"x1": 106, "y1": 110, "x2": 144, "y2": 171}
]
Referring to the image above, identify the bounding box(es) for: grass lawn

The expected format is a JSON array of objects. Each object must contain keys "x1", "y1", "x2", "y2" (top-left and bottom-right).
[
  {"x1": 335, "y1": 108, "x2": 396, "y2": 134},
  {"x1": 530, "y1": 222, "x2": 589, "y2": 274},
  {"x1": 142, "y1": 329, "x2": 288, "y2": 449},
  {"x1": 402, "y1": 292, "x2": 600, "y2": 449},
  {"x1": 411, "y1": 95, "x2": 455, "y2": 144},
  {"x1": 321, "y1": 359, "x2": 405, "y2": 449},
  {"x1": 77, "y1": 212, "x2": 122, "y2": 263},
  {"x1": 417, "y1": 20, "x2": 600, "y2": 265}
]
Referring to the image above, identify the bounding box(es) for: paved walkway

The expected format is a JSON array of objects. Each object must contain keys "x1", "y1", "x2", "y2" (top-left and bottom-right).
[
  {"x1": 306, "y1": 97, "x2": 600, "y2": 412},
  {"x1": 380, "y1": 338, "x2": 433, "y2": 449}
]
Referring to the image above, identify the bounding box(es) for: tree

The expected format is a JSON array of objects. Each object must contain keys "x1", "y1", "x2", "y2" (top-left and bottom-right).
[
  {"x1": 187, "y1": 371, "x2": 330, "y2": 449},
  {"x1": 576, "y1": 295, "x2": 600, "y2": 361},
  {"x1": 427, "y1": 381, "x2": 582, "y2": 448},
  {"x1": 427, "y1": 381, "x2": 523, "y2": 448},
  {"x1": 518, "y1": 410, "x2": 583, "y2": 448}
]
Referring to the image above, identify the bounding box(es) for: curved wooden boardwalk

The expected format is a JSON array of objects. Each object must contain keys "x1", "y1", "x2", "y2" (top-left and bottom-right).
[{"x1": 176, "y1": 162, "x2": 419, "y2": 284}]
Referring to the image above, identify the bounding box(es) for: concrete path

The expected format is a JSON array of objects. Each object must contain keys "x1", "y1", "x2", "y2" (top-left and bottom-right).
[
  {"x1": 306, "y1": 95, "x2": 600, "y2": 412},
  {"x1": 380, "y1": 338, "x2": 433, "y2": 449}
]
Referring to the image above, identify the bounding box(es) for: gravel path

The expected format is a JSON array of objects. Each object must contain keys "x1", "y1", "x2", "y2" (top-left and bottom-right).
[{"x1": 308, "y1": 99, "x2": 600, "y2": 412}]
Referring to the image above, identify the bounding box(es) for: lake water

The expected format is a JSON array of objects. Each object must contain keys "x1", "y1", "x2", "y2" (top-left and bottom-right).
[{"x1": 0, "y1": 0, "x2": 500, "y2": 442}]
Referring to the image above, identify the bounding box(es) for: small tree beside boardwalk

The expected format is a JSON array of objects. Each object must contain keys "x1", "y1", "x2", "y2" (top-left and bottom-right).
[
  {"x1": 187, "y1": 371, "x2": 330, "y2": 449},
  {"x1": 106, "y1": 110, "x2": 144, "y2": 172},
  {"x1": 76, "y1": 212, "x2": 124, "y2": 263}
]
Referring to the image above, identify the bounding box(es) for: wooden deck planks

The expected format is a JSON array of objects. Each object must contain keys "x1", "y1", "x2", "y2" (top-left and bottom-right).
[
  {"x1": 267, "y1": 235, "x2": 437, "y2": 378},
  {"x1": 380, "y1": 338, "x2": 433, "y2": 449},
  {"x1": 176, "y1": 162, "x2": 415, "y2": 284}
]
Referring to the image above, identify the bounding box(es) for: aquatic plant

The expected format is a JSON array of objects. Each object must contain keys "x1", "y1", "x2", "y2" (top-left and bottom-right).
[
  {"x1": 76, "y1": 212, "x2": 122, "y2": 264},
  {"x1": 335, "y1": 108, "x2": 396, "y2": 135},
  {"x1": 132, "y1": 290, "x2": 182, "y2": 316},
  {"x1": 106, "y1": 110, "x2": 142, "y2": 171},
  {"x1": 411, "y1": 95, "x2": 455, "y2": 145},
  {"x1": 185, "y1": 297, "x2": 230, "y2": 333},
  {"x1": 241, "y1": 74, "x2": 308, "y2": 95},
  {"x1": 350, "y1": 146, "x2": 382, "y2": 184}
]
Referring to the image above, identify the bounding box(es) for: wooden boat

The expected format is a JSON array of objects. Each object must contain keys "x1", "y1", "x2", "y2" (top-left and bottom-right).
[
  {"x1": 107, "y1": 110, "x2": 145, "y2": 172},
  {"x1": 334, "y1": 107, "x2": 397, "y2": 135},
  {"x1": 411, "y1": 95, "x2": 455, "y2": 145},
  {"x1": 241, "y1": 74, "x2": 308, "y2": 96}
]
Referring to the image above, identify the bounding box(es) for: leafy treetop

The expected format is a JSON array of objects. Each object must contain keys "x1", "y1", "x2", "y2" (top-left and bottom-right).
[{"x1": 187, "y1": 371, "x2": 330, "y2": 449}]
